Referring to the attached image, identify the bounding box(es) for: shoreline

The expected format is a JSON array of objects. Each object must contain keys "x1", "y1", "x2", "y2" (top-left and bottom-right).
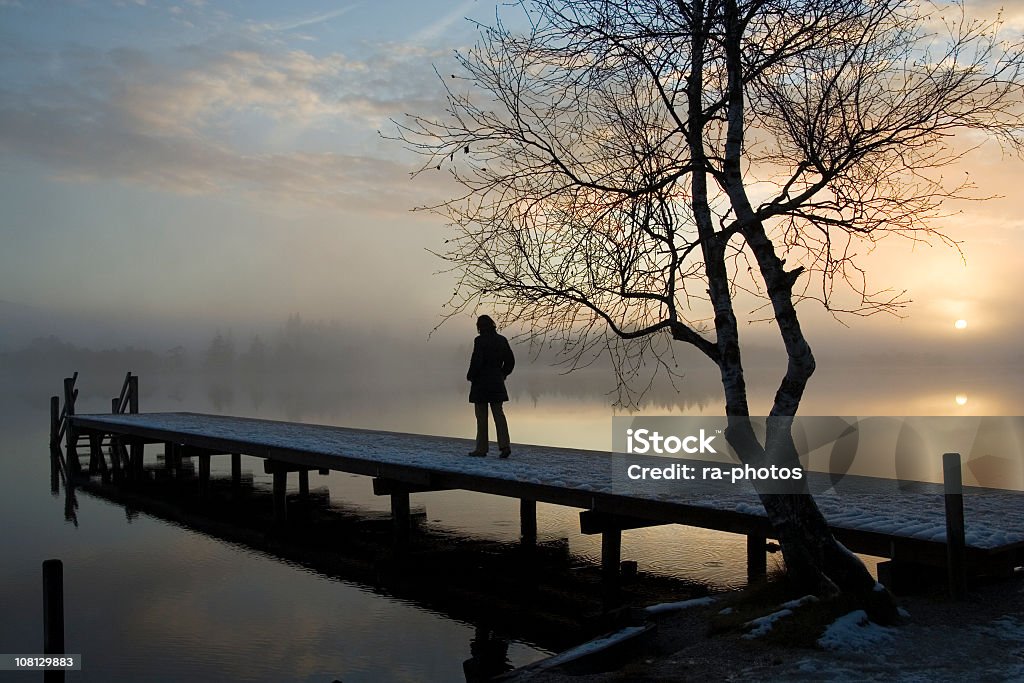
[{"x1": 501, "y1": 571, "x2": 1024, "y2": 681}]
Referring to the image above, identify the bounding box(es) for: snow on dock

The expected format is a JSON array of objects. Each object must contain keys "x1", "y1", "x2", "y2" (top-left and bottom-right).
[{"x1": 67, "y1": 412, "x2": 1024, "y2": 577}]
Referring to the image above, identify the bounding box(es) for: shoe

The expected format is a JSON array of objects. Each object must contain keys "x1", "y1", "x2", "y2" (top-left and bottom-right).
[
  {"x1": 468, "y1": 450, "x2": 487, "y2": 457},
  {"x1": 498, "y1": 448, "x2": 511, "y2": 459}
]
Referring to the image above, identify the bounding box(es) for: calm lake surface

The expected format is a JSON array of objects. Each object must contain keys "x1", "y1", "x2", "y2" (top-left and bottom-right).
[{"x1": 2, "y1": 363, "x2": 1022, "y2": 681}]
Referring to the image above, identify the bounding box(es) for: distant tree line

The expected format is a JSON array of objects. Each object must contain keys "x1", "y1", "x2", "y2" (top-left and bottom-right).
[
  {"x1": 203, "y1": 314, "x2": 381, "y2": 376},
  {"x1": 0, "y1": 335, "x2": 172, "y2": 375},
  {"x1": 0, "y1": 314, "x2": 443, "y2": 378}
]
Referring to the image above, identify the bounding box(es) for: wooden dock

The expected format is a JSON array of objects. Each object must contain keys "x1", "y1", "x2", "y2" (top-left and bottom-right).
[{"x1": 58, "y1": 407, "x2": 1024, "y2": 590}]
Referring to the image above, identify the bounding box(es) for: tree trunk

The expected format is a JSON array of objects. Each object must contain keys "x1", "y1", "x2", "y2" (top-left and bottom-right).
[
  {"x1": 724, "y1": 413, "x2": 898, "y2": 621},
  {"x1": 702, "y1": 0, "x2": 897, "y2": 620}
]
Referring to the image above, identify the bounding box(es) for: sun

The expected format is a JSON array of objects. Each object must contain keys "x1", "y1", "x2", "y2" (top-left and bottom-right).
[{"x1": 954, "y1": 319, "x2": 968, "y2": 330}]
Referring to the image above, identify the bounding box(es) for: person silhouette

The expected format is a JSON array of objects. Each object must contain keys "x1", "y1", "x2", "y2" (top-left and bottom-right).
[{"x1": 466, "y1": 315, "x2": 515, "y2": 457}]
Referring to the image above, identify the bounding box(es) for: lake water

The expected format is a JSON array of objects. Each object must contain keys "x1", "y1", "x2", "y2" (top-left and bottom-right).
[{"x1": 2, "y1": 363, "x2": 1022, "y2": 681}]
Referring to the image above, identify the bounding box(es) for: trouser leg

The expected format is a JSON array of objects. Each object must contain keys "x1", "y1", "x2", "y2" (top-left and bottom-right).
[
  {"x1": 491, "y1": 401, "x2": 510, "y2": 450},
  {"x1": 474, "y1": 402, "x2": 489, "y2": 452}
]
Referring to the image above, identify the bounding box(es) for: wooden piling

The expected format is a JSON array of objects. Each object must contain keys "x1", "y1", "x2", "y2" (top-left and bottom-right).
[
  {"x1": 89, "y1": 433, "x2": 108, "y2": 481},
  {"x1": 50, "y1": 396, "x2": 60, "y2": 448},
  {"x1": 50, "y1": 446, "x2": 61, "y2": 496},
  {"x1": 130, "y1": 438, "x2": 144, "y2": 478},
  {"x1": 746, "y1": 533, "x2": 767, "y2": 582},
  {"x1": 943, "y1": 452, "x2": 967, "y2": 599},
  {"x1": 601, "y1": 529, "x2": 622, "y2": 581},
  {"x1": 198, "y1": 454, "x2": 210, "y2": 498},
  {"x1": 391, "y1": 491, "x2": 411, "y2": 542},
  {"x1": 272, "y1": 469, "x2": 288, "y2": 522},
  {"x1": 520, "y1": 498, "x2": 537, "y2": 545},
  {"x1": 231, "y1": 453, "x2": 241, "y2": 488},
  {"x1": 42, "y1": 559, "x2": 65, "y2": 683},
  {"x1": 164, "y1": 443, "x2": 176, "y2": 472}
]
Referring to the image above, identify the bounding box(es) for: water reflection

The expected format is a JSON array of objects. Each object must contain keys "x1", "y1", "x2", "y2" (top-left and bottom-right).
[
  {"x1": 5, "y1": 363, "x2": 1024, "y2": 680},
  {"x1": 463, "y1": 626, "x2": 514, "y2": 682},
  {"x1": 45, "y1": 438, "x2": 705, "y2": 680}
]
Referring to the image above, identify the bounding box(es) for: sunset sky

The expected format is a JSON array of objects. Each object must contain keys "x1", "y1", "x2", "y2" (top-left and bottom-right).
[{"x1": 1, "y1": 0, "x2": 1023, "y2": 360}]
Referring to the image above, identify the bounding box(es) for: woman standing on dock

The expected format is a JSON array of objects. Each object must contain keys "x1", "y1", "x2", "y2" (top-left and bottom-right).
[{"x1": 466, "y1": 315, "x2": 515, "y2": 457}]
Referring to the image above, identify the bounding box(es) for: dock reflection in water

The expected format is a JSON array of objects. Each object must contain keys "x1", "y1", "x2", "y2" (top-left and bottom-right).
[{"x1": 49, "y1": 441, "x2": 707, "y2": 681}]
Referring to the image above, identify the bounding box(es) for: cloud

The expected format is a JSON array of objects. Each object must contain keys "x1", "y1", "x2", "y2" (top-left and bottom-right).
[
  {"x1": 0, "y1": 39, "x2": 456, "y2": 213},
  {"x1": 410, "y1": 0, "x2": 477, "y2": 44},
  {"x1": 251, "y1": 4, "x2": 360, "y2": 33}
]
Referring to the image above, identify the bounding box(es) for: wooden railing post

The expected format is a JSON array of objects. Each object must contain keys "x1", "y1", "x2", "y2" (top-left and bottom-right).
[
  {"x1": 62, "y1": 376, "x2": 77, "y2": 465},
  {"x1": 943, "y1": 452, "x2": 967, "y2": 599},
  {"x1": 128, "y1": 374, "x2": 139, "y2": 414},
  {"x1": 126, "y1": 375, "x2": 141, "y2": 474}
]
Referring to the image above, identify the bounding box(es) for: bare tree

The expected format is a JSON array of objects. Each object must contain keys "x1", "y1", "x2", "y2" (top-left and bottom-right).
[{"x1": 394, "y1": 0, "x2": 1024, "y2": 607}]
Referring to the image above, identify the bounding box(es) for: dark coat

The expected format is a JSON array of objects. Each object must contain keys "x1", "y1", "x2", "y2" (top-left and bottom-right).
[{"x1": 467, "y1": 331, "x2": 515, "y2": 403}]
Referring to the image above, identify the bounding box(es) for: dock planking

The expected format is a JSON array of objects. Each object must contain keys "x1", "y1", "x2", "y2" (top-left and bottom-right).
[{"x1": 67, "y1": 411, "x2": 1024, "y2": 588}]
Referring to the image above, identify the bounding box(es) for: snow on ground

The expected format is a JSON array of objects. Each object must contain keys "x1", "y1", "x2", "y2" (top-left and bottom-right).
[
  {"x1": 741, "y1": 595, "x2": 818, "y2": 640},
  {"x1": 644, "y1": 596, "x2": 717, "y2": 616},
  {"x1": 741, "y1": 608, "x2": 795, "y2": 640},
  {"x1": 817, "y1": 610, "x2": 896, "y2": 652},
  {"x1": 979, "y1": 615, "x2": 1024, "y2": 641},
  {"x1": 77, "y1": 412, "x2": 1024, "y2": 550},
  {"x1": 781, "y1": 595, "x2": 820, "y2": 610},
  {"x1": 531, "y1": 625, "x2": 649, "y2": 671}
]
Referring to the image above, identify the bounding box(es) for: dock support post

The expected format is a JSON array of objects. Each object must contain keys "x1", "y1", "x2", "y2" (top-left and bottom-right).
[
  {"x1": 391, "y1": 492, "x2": 411, "y2": 542},
  {"x1": 747, "y1": 533, "x2": 767, "y2": 583},
  {"x1": 298, "y1": 469, "x2": 309, "y2": 498},
  {"x1": 943, "y1": 452, "x2": 967, "y2": 599},
  {"x1": 42, "y1": 559, "x2": 65, "y2": 683},
  {"x1": 601, "y1": 529, "x2": 622, "y2": 581},
  {"x1": 198, "y1": 454, "x2": 210, "y2": 498},
  {"x1": 87, "y1": 433, "x2": 100, "y2": 474},
  {"x1": 273, "y1": 469, "x2": 288, "y2": 522},
  {"x1": 129, "y1": 438, "x2": 143, "y2": 479},
  {"x1": 231, "y1": 453, "x2": 241, "y2": 488},
  {"x1": 50, "y1": 396, "x2": 60, "y2": 449},
  {"x1": 89, "y1": 433, "x2": 108, "y2": 481},
  {"x1": 50, "y1": 447, "x2": 61, "y2": 496},
  {"x1": 520, "y1": 499, "x2": 537, "y2": 546},
  {"x1": 107, "y1": 399, "x2": 123, "y2": 478}
]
